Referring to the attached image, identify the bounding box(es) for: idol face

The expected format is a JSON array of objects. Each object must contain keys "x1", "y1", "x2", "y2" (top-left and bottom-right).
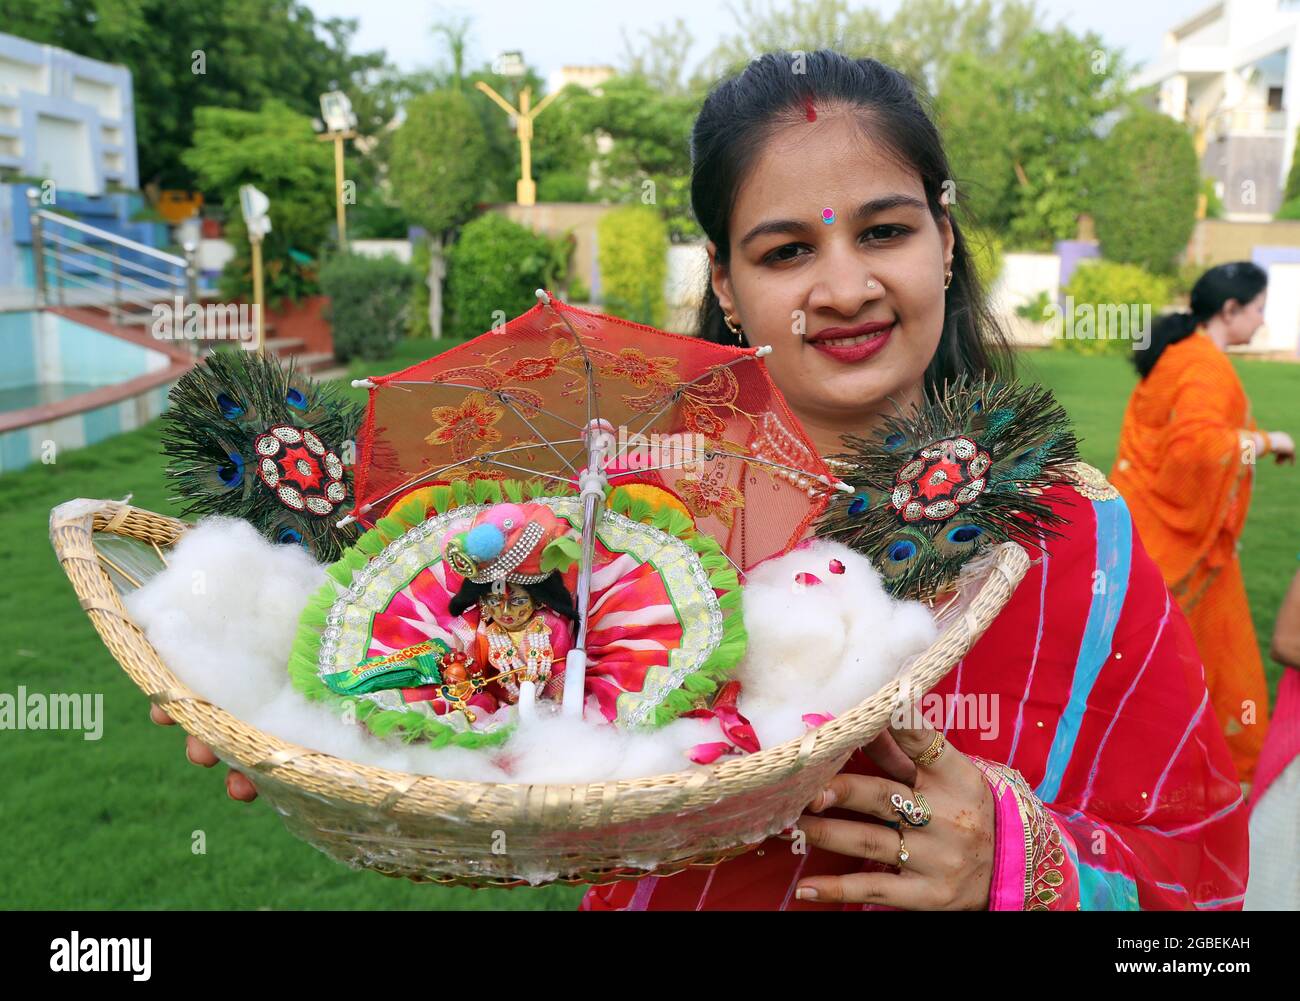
[{"x1": 482, "y1": 585, "x2": 535, "y2": 629}]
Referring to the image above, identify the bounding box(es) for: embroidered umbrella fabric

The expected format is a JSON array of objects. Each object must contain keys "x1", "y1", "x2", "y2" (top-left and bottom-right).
[{"x1": 347, "y1": 291, "x2": 842, "y2": 570}]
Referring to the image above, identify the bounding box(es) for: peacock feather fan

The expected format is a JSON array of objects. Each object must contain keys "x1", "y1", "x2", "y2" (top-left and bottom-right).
[
  {"x1": 160, "y1": 350, "x2": 365, "y2": 561},
  {"x1": 816, "y1": 374, "x2": 1080, "y2": 602}
]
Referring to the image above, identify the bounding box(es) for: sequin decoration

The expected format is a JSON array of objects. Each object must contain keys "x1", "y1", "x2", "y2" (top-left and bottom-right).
[
  {"x1": 253, "y1": 423, "x2": 347, "y2": 518},
  {"x1": 891, "y1": 435, "x2": 992, "y2": 524}
]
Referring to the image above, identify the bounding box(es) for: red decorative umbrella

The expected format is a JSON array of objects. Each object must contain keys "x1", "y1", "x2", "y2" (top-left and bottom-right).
[{"x1": 344, "y1": 290, "x2": 851, "y2": 713}]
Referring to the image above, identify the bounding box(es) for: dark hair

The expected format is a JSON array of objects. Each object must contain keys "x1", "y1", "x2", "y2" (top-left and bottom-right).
[
  {"x1": 689, "y1": 49, "x2": 1015, "y2": 395},
  {"x1": 449, "y1": 575, "x2": 580, "y2": 623},
  {"x1": 1133, "y1": 261, "x2": 1268, "y2": 379}
]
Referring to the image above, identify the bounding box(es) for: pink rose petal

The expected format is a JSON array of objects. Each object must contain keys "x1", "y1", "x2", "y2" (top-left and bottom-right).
[
  {"x1": 688, "y1": 741, "x2": 734, "y2": 765},
  {"x1": 802, "y1": 712, "x2": 836, "y2": 728}
]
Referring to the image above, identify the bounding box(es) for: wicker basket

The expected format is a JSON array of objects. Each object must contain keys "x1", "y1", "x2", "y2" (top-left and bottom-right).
[{"x1": 51, "y1": 497, "x2": 1029, "y2": 888}]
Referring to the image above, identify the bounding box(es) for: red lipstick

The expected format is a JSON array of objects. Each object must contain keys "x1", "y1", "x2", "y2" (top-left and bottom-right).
[{"x1": 806, "y1": 320, "x2": 894, "y2": 362}]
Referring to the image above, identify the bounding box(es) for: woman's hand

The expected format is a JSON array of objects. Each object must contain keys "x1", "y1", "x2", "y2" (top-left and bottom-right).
[
  {"x1": 792, "y1": 717, "x2": 995, "y2": 909},
  {"x1": 1267, "y1": 430, "x2": 1295, "y2": 465},
  {"x1": 149, "y1": 705, "x2": 258, "y2": 802}
]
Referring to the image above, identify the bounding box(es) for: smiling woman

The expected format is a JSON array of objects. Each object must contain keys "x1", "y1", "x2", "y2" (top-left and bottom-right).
[
  {"x1": 690, "y1": 54, "x2": 1014, "y2": 461},
  {"x1": 581, "y1": 50, "x2": 1249, "y2": 912}
]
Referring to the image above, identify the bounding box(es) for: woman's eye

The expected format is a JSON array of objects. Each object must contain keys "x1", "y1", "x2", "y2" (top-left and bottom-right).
[
  {"x1": 762, "y1": 243, "x2": 807, "y2": 265},
  {"x1": 862, "y1": 224, "x2": 909, "y2": 243}
]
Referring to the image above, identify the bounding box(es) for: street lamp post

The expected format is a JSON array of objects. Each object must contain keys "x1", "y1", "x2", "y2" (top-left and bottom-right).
[
  {"x1": 239, "y1": 184, "x2": 272, "y2": 355},
  {"x1": 318, "y1": 91, "x2": 358, "y2": 250},
  {"x1": 476, "y1": 56, "x2": 561, "y2": 207}
]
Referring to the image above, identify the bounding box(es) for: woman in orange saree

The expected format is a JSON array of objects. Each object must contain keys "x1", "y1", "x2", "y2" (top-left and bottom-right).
[{"x1": 1110, "y1": 263, "x2": 1295, "y2": 785}]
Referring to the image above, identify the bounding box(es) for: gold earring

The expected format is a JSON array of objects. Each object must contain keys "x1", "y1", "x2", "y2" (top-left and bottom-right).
[
  {"x1": 723, "y1": 312, "x2": 745, "y2": 345},
  {"x1": 943, "y1": 269, "x2": 953, "y2": 290}
]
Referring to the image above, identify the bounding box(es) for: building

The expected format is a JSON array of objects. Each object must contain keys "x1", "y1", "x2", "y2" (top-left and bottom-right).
[
  {"x1": 1134, "y1": 1, "x2": 1300, "y2": 220},
  {"x1": 0, "y1": 32, "x2": 137, "y2": 196}
]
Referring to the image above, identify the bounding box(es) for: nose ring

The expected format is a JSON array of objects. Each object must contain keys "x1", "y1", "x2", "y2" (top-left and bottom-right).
[{"x1": 867, "y1": 280, "x2": 878, "y2": 290}]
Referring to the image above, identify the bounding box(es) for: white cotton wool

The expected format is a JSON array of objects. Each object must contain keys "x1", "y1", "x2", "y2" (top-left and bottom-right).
[
  {"x1": 125, "y1": 516, "x2": 327, "y2": 721},
  {"x1": 123, "y1": 519, "x2": 940, "y2": 783},
  {"x1": 734, "y1": 539, "x2": 940, "y2": 747}
]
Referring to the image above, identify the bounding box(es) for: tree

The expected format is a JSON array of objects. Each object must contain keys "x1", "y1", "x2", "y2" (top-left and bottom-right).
[
  {"x1": 1, "y1": 0, "x2": 387, "y2": 188},
  {"x1": 386, "y1": 89, "x2": 489, "y2": 237},
  {"x1": 1088, "y1": 108, "x2": 1199, "y2": 275},
  {"x1": 182, "y1": 101, "x2": 334, "y2": 304},
  {"x1": 939, "y1": 27, "x2": 1133, "y2": 250},
  {"x1": 555, "y1": 76, "x2": 701, "y2": 240}
]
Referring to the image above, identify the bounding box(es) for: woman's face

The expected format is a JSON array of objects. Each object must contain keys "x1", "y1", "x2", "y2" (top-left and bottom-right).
[
  {"x1": 707, "y1": 108, "x2": 954, "y2": 448},
  {"x1": 1223, "y1": 289, "x2": 1267, "y2": 345}
]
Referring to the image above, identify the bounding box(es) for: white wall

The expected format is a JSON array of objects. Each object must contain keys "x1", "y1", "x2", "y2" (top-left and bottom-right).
[
  {"x1": 351, "y1": 239, "x2": 412, "y2": 264},
  {"x1": 1259, "y1": 261, "x2": 1300, "y2": 354}
]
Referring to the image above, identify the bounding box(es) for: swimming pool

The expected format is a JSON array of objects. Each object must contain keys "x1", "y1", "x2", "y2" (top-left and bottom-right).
[{"x1": 0, "y1": 308, "x2": 193, "y2": 473}]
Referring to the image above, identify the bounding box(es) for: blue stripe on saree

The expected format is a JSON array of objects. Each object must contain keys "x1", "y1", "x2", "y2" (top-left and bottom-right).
[
  {"x1": 1062, "y1": 834, "x2": 1141, "y2": 909},
  {"x1": 1035, "y1": 497, "x2": 1132, "y2": 803}
]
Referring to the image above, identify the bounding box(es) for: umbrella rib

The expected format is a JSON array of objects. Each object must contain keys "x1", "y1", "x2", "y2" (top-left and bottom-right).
[
  {"x1": 541, "y1": 300, "x2": 600, "y2": 430},
  {"x1": 384, "y1": 380, "x2": 586, "y2": 433},
  {"x1": 628, "y1": 354, "x2": 766, "y2": 439},
  {"x1": 604, "y1": 449, "x2": 849, "y2": 493},
  {"x1": 357, "y1": 439, "x2": 586, "y2": 513}
]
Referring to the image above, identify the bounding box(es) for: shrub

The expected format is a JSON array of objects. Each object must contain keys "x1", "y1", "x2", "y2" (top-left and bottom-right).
[
  {"x1": 443, "y1": 213, "x2": 568, "y2": 338},
  {"x1": 597, "y1": 204, "x2": 667, "y2": 327},
  {"x1": 1054, "y1": 259, "x2": 1174, "y2": 356},
  {"x1": 319, "y1": 252, "x2": 415, "y2": 363},
  {"x1": 407, "y1": 238, "x2": 432, "y2": 339},
  {"x1": 1276, "y1": 197, "x2": 1300, "y2": 221},
  {"x1": 1088, "y1": 108, "x2": 1199, "y2": 275},
  {"x1": 538, "y1": 170, "x2": 592, "y2": 202}
]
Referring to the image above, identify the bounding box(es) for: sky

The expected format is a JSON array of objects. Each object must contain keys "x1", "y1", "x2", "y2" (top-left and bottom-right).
[{"x1": 301, "y1": 0, "x2": 1216, "y2": 85}]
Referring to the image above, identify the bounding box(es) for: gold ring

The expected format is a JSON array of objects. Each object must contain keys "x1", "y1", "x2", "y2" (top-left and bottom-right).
[
  {"x1": 897, "y1": 832, "x2": 910, "y2": 866},
  {"x1": 912, "y1": 790, "x2": 933, "y2": 826},
  {"x1": 912, "y1": 731, "x2": 946, "y2": 767}
]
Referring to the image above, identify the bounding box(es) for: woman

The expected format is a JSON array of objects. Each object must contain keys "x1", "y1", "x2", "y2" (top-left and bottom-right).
[
  {"x1": 159, "y1": 50, "x2": 1250, "y2": 911},
  {"x1": 1110, "y1": 263, "x2": 1295, "y2": 786},
  {"x1": 579, "y1": 50, "x2": 1248, "y2": 910}
]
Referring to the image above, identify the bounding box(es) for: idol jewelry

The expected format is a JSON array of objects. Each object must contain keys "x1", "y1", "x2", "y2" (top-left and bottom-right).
[{"x1": 912, "y1": 730, "x2": 947, "y2": 768}]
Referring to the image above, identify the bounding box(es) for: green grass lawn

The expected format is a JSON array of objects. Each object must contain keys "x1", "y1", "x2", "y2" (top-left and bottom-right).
[{"x1": 0, "y1": 341, "x2": 1294, "y2": 909}]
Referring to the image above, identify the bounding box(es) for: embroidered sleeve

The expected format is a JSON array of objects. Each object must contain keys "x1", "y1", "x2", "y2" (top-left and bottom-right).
[{"x1": 971, "y1": 756, "x2": 1080, "y2": 911}]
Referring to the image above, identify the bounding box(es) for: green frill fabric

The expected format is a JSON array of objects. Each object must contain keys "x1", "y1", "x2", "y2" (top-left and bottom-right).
[{"x1": 287, "y1": 477, "x2": 747, "y2": 746}]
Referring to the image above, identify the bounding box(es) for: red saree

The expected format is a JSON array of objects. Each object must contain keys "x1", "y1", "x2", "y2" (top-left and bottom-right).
[{"x1": 579, "y1": 465, "x2": 1249, "y2": 910}]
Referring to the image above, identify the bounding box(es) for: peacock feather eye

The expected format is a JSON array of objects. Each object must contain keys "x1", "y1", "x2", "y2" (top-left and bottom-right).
[
  {"x1": 884, "y1": 432, "x2": 907, "y2": 452},
  {"x1": 286, "y1": 387, "x2": 307, "y2": 410},
  {"x1": 276, "y1": 526, "x2": 305, "y2": 545},
  {"x1": 848, "y1": 492, "x2": 870, "y2": 516},
  {"x1": 217, "y1": 393, "x2": 244, "y2": 419},
  {"x1": 947, "y1": 524, "x2": 983, "y2": 544},
  {"x1": 887, "y1": 539, "x2": 917, "y2": 562},
  {"x1": 217, "y1": 453, "x2": 245, "y2": 487}
]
